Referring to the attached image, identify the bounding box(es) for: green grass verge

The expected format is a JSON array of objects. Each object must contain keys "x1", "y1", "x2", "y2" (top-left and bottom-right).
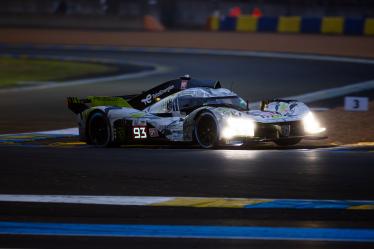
[{"x1": 0, "y1": 56, "x2": 117, "y2": 88}]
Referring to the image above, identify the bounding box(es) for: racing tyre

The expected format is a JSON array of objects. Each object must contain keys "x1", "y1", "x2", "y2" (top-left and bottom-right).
[
  {"x1": 194, "y1": 112, "x2": 218, "y2": 149},
  {"x1": 87, "y1": 112, "x2": 113, "y2": 147},
  {"x1": 274, "y1": 138, "x2": 302, "y2": 146}
]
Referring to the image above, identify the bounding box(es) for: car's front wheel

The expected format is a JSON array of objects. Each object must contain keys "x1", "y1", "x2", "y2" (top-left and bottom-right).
[
  {"x1": 87, "y1": 112, "x2": 112, "y2": 147},
  {"x1": 194, "y1": 112, "x2": 218, "y2": 149}
]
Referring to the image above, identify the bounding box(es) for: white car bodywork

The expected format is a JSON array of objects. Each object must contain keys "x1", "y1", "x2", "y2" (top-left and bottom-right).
[{"x1": 75, "y1": 87, "x2": 325, "y2": 146}]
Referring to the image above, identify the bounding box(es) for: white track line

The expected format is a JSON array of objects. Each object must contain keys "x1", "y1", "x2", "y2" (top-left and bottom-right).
[
  {"x1": 246, "y1": 79, "x2": 374, "y2": 110},
  {"x1": 35, "y1": 127, "x2": 79, "y2": 136},
  {"x1": 115, "y1": 47, "x2": 374, "y2": 65},
  {"x1": 0, "y1": 66, "x2": 169, "y2": 94},
  {"x1": 1, "y1": 46, "x2": 374, "y2": 94},
  {"x1": 25, "y1": 44, "x2": 374, "y2": 64},
  {"x1": 0, "y1": 195, "x2": 172, "y2": 206},
  {"x1": 286, "y1": 79, "x2": 374, "y2": 103},
  {"x1": 0, "y1": 57, "x2": 170, "y2": 94},
  {"x1": 0, "y1": 195, "x2": 373, "y2": 209}
]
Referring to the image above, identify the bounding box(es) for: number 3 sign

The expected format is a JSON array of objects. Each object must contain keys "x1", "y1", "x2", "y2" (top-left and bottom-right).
[{"x1": 344, "y1": 96, "x2": 369, "y2": 112}]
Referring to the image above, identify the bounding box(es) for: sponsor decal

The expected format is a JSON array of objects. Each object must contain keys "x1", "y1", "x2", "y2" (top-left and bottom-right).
[
  {"x1": 132, "y1": 119, "x2": 147, "y2": 126},
  {"x1": 141, "y1": 85, "x2": 175, "y2": 105},
  {"x1": 250, "y1": 111, "x2": 283, "y2": 119},
  {"x1": 276, "y1": 102, "x2": 289, "y2": 114},
  {"x1": 180, "y1": 80, "x2": 188, "y2": 90},
  {"x1": 269, "y1": 102, "x2": 300, "y2": 117},
  {"x1": 149, "y1": 128, "x2": 159, "y2": 137}
]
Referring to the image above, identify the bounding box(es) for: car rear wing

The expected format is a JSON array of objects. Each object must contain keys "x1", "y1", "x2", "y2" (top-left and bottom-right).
[
  {"x1": 67, "y1": 96, "x2": 132, "y2": 114},
  {"x1": 67, "y1": 75, "x2": 221, "y2": 114},
  {"x1": 124, "y1": 75, "x2": 221, "y2": 110}
]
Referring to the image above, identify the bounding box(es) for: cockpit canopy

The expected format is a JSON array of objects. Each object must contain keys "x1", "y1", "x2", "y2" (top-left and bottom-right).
[{"x1": 144, "y1": 87, "x2": 247, "y2": 114}]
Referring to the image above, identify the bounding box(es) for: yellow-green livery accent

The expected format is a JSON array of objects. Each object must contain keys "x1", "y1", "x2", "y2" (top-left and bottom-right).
[
  {"x1": 130, "y1": 112, "x2": 146, "y2": 118},
  {"x1": 151, "y1": 197, "x2": 272, "y2": 208},
  {"x1": 348, "y1": 205, "x2": 374, "y2": 210},
  {"x1": 87, "y1": 96, "x2": 132, "y2": 108}
]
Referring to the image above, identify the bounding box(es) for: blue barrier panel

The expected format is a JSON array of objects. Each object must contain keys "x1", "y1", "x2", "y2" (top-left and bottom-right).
[
  {"x1": 257, "y1": 16, "x2": 278, "y2": 32},
  {"x1": 344, "y1": 17, "x2": 364, "y2": 35},
  {"x1": 301, "y1": 17, "x2": 322, "y2": 33},
  {"x1": 219, "y1": 16, "x2": 237, "y2": 31}
]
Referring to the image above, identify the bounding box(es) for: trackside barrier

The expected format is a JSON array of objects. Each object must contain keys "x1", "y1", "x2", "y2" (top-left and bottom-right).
[
  {"x1": 207, "y1": 16, "x2": 220, "y2": 31},
  {"x1": 300, "y1": 17, "x2": 321, "y2": 33},
  {"x1": 321, "y1": 17, "x2": 344, "y2": 34},
  {"x1": 207, "y1": 16, "x2": 374, "y2": 35},
  {"x1": 278, "y1": 16, "x2": 301, "y2": 33},
  {"x1": 257, "y1": 16, "x2": 278, "y2": 32},
  {"x1": 344, "y1": 17, "x2": 364, "y2": 35},
  {"x1": 220, "y1": 16, "x2": 237, "y2": 31},
  {"x1": 236, "y1": 15, "x2": 257, "y2": 32},
  {"x1": 364, "y1": 18, "x2": 374, "y2": 35}
]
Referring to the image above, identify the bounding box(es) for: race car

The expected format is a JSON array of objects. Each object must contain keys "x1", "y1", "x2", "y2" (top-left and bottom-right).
[{"x1": 67, "y1": 75, "x2": 326, "y2": 148}]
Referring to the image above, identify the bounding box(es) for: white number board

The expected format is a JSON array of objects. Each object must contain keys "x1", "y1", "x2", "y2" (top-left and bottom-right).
[{"x1": 344, "y1": 96, "x2": 369, "y2": 112}]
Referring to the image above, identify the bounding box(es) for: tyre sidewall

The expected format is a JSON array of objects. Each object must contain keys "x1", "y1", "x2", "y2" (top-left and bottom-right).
[
  {"x1": 88, "y1": 112, "x2": 112, "y2": 147},
  {"x1": 194, "y1": 112, "x2": 219, "y2": 149}
]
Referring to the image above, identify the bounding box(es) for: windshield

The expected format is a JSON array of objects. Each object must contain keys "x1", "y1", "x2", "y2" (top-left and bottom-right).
[
  {"x1": 178, "y1": 95, "x2": 247, "y2": 112},
  {"x1": 203, "y1": 96, "x2": 247, "y2": 110}
]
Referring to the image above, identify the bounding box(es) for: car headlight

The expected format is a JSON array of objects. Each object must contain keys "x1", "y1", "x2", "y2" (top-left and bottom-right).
[
  {"x1": 302, "y1": 112, "x2": 326, "y2": 134},
  {"x1": 221, "y1": 117, "x2": 255, "y2": 139}
]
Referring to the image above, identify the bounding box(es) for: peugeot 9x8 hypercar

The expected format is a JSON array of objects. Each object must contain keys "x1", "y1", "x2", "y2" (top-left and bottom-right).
[{"x1": 67, "y1": 75, "x2": 326, "y2": 148}]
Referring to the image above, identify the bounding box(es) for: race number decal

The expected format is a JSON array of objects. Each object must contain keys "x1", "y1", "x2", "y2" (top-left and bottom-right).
[{"x1": 133, "y1": 127, "x2": 147, "y2": 139}]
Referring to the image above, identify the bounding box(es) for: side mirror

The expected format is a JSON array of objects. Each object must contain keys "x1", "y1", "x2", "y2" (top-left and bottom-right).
[{"x1": 260, "y1": 100, "x2": 270, "y2": 111}]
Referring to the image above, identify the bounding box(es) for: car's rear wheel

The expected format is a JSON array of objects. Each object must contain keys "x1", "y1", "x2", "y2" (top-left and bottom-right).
[
  {"x1": 87, "y1": 112, "x2": 112, "y2": 147},
  {"x1": 194, "y1": 112, "x2": 218, "y2": 149},
  {"x1": 273, "y1": 138, "x2": 302, "y2": 146}
]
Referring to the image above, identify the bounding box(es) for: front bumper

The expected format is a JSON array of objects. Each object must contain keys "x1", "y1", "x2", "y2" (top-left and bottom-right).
[
  {"x1": 221, "y1": 121, "x2": 327, "y2": 145},
  {"x1": 255, "y1": 121, "x2": 326, "y2": 140}
]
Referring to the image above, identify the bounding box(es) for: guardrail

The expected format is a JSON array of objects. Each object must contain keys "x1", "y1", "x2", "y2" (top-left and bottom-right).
[{"x1": 207, "y1": 16, "x2": 374, "y2": 35}]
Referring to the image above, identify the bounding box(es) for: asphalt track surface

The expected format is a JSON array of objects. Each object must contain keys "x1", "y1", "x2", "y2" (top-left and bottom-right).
[{"x1": 0, "y1": 46, "x2": 374, "y2": 248}]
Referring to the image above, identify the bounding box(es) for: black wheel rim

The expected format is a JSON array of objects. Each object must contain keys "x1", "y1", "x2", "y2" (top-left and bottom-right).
[
  {"x1": 196, "y1": 115, "x2": 217, "y2": 148},
  {"x1": 90, "y1": 116, "x2": 109, "y2": 146}
]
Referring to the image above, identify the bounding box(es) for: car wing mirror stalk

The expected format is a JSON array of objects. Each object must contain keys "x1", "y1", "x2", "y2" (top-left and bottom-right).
[{"x1": 260, "y1": 100, "x2": 269, "y2": 111}]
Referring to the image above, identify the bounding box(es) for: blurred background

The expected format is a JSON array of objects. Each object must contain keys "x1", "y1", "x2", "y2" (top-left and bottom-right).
[
  {"x1": 0, "y1": 0, "x2": 373, "y2": 31},
  {"x1": 1, "y1": 3, "x2": 374, "y2": 248}
]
